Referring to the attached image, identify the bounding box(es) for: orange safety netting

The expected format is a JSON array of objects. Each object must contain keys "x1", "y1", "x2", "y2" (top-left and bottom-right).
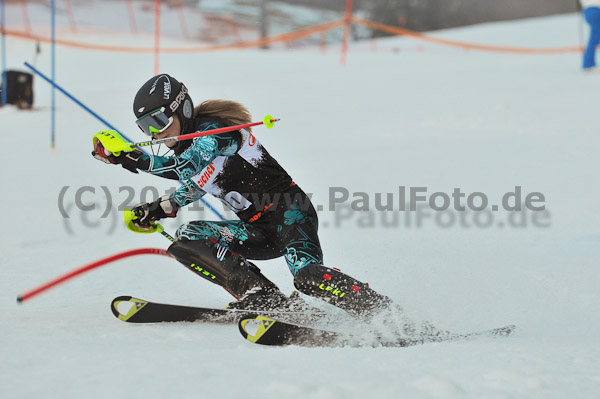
[
  {"x1": 1, "y1": 16, "x2": 583, "y2": 55},
  {"x1": 352, "y1": 16, "x2": 583, "y2": 55},
  {"x1": 1, "y1": 18, "x2": 345, "y2": 53}
]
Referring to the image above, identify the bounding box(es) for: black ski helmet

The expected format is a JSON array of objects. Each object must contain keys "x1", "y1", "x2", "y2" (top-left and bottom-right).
[{"x1": 133, "y1": 74, "x2": 194, "y2": 134}]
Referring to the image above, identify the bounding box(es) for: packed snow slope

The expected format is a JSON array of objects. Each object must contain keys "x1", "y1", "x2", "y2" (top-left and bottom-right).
[{"x1": 1, "y1": 12, "x2": 599, "y2": 399}]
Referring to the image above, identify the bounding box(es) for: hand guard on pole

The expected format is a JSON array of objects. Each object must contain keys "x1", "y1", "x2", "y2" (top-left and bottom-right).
[
  {"x1": 91, "y1": 130, "x2": 143, "y2": 174},
  {"x1": 128, "y1": 195, "x2": 179, "y2": 232}
]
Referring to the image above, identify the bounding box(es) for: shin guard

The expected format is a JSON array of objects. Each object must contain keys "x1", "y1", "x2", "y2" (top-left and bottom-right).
[{"x1": 168, "y1": 240, "x2": 279, "y2": 299}]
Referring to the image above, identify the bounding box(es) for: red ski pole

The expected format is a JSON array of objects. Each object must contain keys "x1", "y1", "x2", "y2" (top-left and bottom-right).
[
  {"x1": 94, "y1": 115, "x2": 279, "y2": 155},
  {"x1": 131, "y1": 115, "x2": 280, "y2": 149}
]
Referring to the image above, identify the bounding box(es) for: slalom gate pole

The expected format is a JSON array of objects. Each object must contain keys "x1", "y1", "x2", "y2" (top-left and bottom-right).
[
  {"x1": 51, "y1": 0, "x2": 56, "y2": 149},
  {"x1": 340, "y1": 0, "x2": 353, "y2": 66},
  {"x1": 125, "y1": 0, "x2": 138, "y2": 35},
  {"x1": 24, "y1": 61, "x2": 132, "y2": 141},
  {"x1": 17, "y1": 248, "x2": 172, "y2": 303},
  {"x1": 23, "y1": 62, "x2": 225, "y2": 220},
  {"x1": 154, "y1": 0, "x2": 160, "y2": 75},
  {"x1": 577, "y1": 1, "x2": 584, "y2": 52}
]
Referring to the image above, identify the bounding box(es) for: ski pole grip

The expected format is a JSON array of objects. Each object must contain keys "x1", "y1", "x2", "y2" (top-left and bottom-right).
[
  {"x1": 124, "y1": 208, "x2": 158, "y2": 234},
  {"x1": 93, "y1": 130, "x2": 134, "y2": 155}
]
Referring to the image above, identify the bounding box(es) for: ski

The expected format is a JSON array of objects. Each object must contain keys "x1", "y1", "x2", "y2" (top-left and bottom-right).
[
  {"x1": 238, "y1": 315, "x2": 516, "y2": 348},
  {"x1": 110, "y1": 296, "x2": 328, "y2": 325}
]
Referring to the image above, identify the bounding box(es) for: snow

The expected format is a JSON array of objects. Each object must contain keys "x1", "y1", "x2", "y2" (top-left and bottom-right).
[{"x1": 2, "y1": 10, "x2": 600, "y2": 399}]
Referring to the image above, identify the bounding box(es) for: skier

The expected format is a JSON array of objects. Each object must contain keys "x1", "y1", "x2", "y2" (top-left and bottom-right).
[
  {"x1": 581, "y1": 0, "x2": 600, "y2": 71},
  {"x1": 91, "y1": 74, "x2": 392, "y2": 317}
]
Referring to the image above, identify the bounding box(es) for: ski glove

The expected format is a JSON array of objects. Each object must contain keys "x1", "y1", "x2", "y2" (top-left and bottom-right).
[
  {"x1": 92, "y1": 140, "x2": 144, "y2": 174},
  {"x1": 130, "y1": 195, "x2": 179, "y2": 228}
]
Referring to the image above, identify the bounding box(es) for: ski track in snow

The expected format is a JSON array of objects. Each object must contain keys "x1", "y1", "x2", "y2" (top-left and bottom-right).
[{"x1": 1, "y1": 10, "x2": 599, "y2": 399}]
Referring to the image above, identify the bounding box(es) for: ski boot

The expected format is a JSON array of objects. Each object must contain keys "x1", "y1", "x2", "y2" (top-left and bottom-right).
[{"x1": 293, "y1": 264, "x2": 393, "y2": 318}]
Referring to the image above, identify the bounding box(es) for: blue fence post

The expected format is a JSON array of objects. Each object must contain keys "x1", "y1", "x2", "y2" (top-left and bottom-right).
[{"x1": 51, "y1": 0, "x2": 56, "y2": 149}]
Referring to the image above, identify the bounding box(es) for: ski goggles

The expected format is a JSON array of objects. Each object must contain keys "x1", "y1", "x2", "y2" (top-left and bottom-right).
[{"x1": 135, "y1": 107, "x2": 174, "y2": 137}]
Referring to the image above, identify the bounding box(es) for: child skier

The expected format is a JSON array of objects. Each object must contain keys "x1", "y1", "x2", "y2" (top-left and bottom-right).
[{"x1": 92, "y1": 74, "x2": 392, "y2": 317}]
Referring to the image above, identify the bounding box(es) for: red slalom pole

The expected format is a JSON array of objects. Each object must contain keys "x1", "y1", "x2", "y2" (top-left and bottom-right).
[
  {"x1": 340, "y1": 0, "x2": 353, "y2": 66},
  {"x1": 17, "y1": 248, "x2": 171, "y2": 303},
  {"x1": 63, "y1": 0, "x2": 77, "y2": 33},
  {"x1": 175, "y1": 1, "x2": 190, "y2": 40},
  {"x1": 21, "y1": 0, "x2": 32, "y2": 35},
  {"x1": 154, "y1": 0, "x2": 160, "y2": 75},
  {"x1": 125, "y1": 0, "x2": 138, "y2": 35}
]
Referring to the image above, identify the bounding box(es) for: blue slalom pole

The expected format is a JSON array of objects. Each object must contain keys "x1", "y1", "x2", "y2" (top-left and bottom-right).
[
  {"x1": 24, "y1": 62, "x2": 133, "y2": 141},
  {"x1": 51, "y1": 0, "x2": 56, "y2": 149},
  {"x1": 23, "y1": 62, "x2": 225, "y2": 221},
  {"x1": 1, "y1": 0, "x2": 7, "y2": 107}
]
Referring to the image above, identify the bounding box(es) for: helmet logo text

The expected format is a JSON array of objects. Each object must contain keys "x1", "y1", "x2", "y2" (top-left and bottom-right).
[{"x1": 170, "y1": 85, "x2": 188, "y2": 113}]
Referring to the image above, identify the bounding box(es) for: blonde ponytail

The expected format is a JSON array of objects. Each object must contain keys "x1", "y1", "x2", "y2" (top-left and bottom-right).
[{"x1": 194, "y1": 100, "x2": 253, "y2": 132}]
